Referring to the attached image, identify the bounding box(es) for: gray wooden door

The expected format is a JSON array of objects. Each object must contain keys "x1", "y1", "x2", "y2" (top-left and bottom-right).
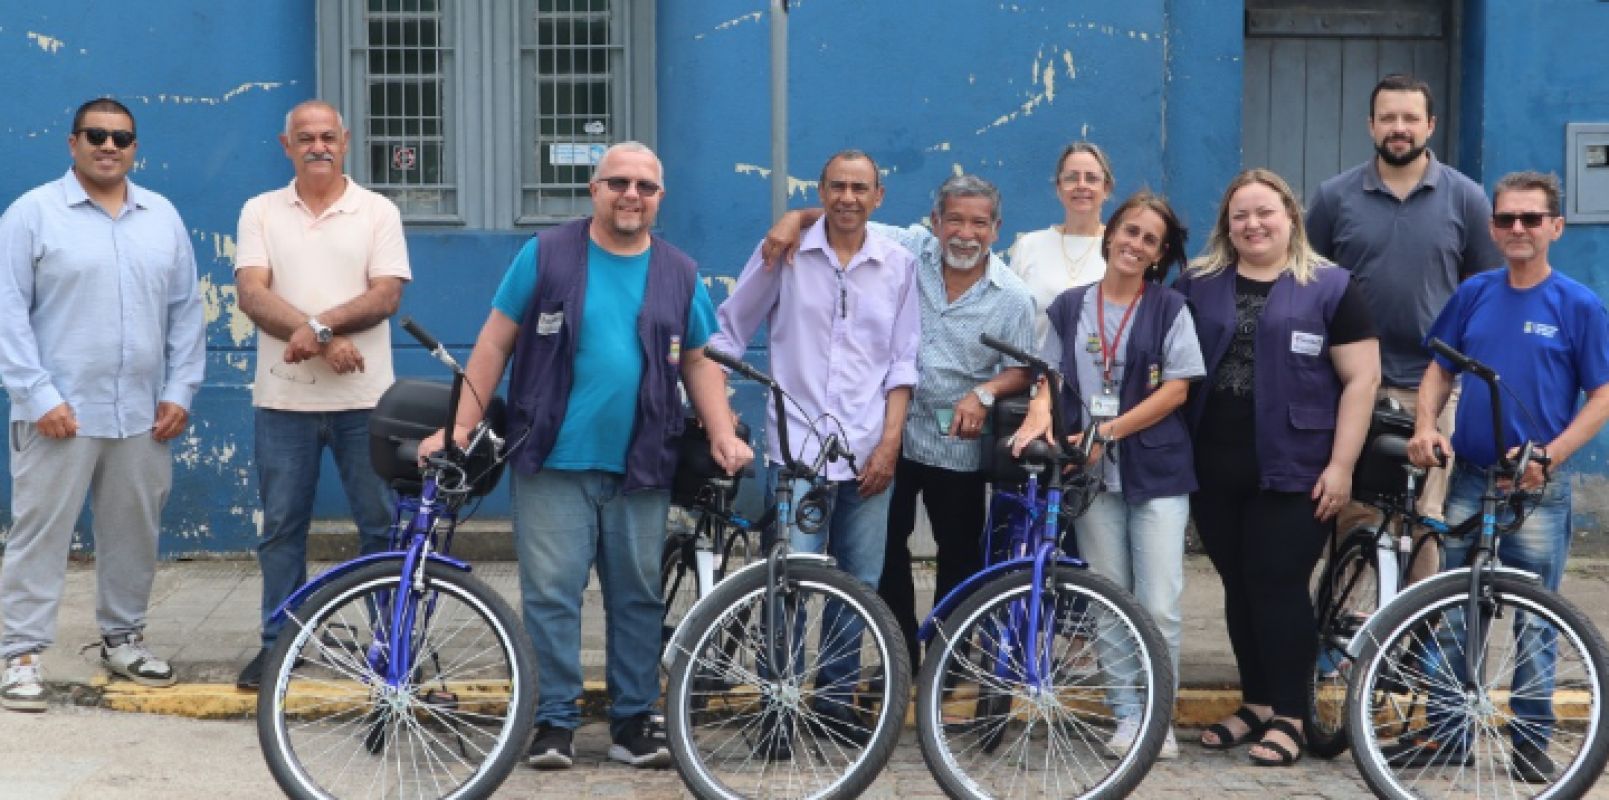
[{"x1": 1242, "y1": 0, "x2": 1455, "y2": 203}]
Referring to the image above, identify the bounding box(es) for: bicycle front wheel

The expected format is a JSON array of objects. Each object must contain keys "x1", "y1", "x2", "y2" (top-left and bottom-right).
[
  {"x1": 1346, "y1": 571, "x2": 1609, "y2": 799},
  {"x1": 257, "y1": 560, "x2": 536, "y2": 800},
  {"x1": 664, "y1": 560, "x2": 911, "y2": 800},
  {"x1": 1306, "y1": 530, "x2": 1380, "y2": 758},
  {"x1": 915, "y1": 565, "x2": 1174, "y2": 800}
]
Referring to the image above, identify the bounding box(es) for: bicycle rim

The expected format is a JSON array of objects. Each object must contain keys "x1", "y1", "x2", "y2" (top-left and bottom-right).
[
  {"x1": 258, "y1": 562, "x2": 534, "y2": 800},
  {"x1": 1307, "y1": 533, "x2": 1379, "y2": 757},
  {"x1": 916, "y1": 567, "x2": 1174, "y2": 800},
  {"x1": 665, "y1": 563, "x2": 910, "y2": 800},
  {"x1": 1348, "y1": 573, "x2": 1609, "y2": 799}
]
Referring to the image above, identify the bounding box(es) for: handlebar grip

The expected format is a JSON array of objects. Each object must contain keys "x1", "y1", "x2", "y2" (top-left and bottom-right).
[
  {"x1": 979, "y1": 334, "x2": 1046, "y2": 371},
  {"x1": 1432, "y1": 444, "x2": 1449, "y2": 469},
  {"x1": 401, "y1": 317, "x2": 442, "y2": 352},
  {"x1": 1427, "y1": 337, "x2": 1471, "y2": 371},
  {"x1": 705, "y1": 348, "x2": 775, "y2": 387}
]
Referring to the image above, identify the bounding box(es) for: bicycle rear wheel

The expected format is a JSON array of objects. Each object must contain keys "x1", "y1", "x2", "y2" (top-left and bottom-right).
[
  {"x1": 915, "y1": 565, "x2": 1174, "y2": 800},
  {"x1": 664, "y1": 560, "x2": 911, "y2": 800},
  {"x1": 257, "y1": 560, "x2": 535, "y2": 800},
  {"x1": 1305, "y1": 530, "x2": 1380, "y2": 758},
  {"x1": 1347, "y1": 571, "x2": 1609, "y2": 799}
]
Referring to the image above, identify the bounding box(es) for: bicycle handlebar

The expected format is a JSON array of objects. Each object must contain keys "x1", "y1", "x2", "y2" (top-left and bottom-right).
[
  {"x1": 1427, "y1": 337, "x2": 1549, "y2": 479},
  {"x1": 705, "y1": 348, "x2": 776, "y2": 389},
  {"x1": 706, "y1": 348, "x2": 854, "y2": 479},
  {"x1": 977, "y1": 334, "x2": 1098, "y2": 467}
]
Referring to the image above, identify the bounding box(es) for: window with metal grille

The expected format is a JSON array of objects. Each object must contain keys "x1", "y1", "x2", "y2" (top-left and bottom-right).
[
  {"x1": 318, "y1": 1, "x2": 654, "y2": 228},
  {"x1": 362, "y1": 0, "x2": 455, "y2": 220}
]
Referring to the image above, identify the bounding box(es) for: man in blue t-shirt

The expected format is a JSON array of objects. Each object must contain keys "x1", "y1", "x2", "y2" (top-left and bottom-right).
[
  {"x1": 1396, "y1": 171, "x2": 1609, "y2": 778},
  {"x1": 420, "y1": 142, "x2": 751, "y2": 770}
]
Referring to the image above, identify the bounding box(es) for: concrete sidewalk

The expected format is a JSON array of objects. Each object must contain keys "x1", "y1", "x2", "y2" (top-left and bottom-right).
[{"x1": 13, "y1": 552, "x2": 1609, "y2": 724}]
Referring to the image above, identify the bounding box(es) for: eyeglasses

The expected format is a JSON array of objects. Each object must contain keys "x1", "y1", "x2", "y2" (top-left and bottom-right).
[
  {"x1": 73, "y1": 127, "x2": 137, "y2": 149},
  {"x1": 1492, "y1": 212, "x2": 1554, "y2": 229},
  {"x1": 596, "y1": 176, "x2": 662, "y2": 196}
]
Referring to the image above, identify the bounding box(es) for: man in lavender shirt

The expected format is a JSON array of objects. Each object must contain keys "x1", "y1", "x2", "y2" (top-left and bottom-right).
[{"x1": 706, "y1": 149, "x2": 919, "y2": 748}]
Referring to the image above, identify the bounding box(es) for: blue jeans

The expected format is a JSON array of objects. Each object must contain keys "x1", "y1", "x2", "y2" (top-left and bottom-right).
[
  {"x1": 512, "y1": 469, "x2": 669, "y2": 734},
  {"x1": 1073, "y1": 492, "x2": 1188, "y2": 718},
  {"x1": 764, "y1": 464, "x2": 891, "y2": 704},
  {"x1": 1427, "y1": 461, "x2": 1572, "y2": 748},
  {"x1": 256, "y1": 408, "x2": 392, "y2": 647}
]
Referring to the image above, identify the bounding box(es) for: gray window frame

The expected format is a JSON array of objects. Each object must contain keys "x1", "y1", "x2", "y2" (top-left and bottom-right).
[{"x1": 317, "y1": 0, "x2": 656, "y2": 229}]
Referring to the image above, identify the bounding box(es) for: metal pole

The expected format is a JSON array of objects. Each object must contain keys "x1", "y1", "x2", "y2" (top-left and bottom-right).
[{"x1": 769, "y1": 0, "x2": 789, "y2": 220}]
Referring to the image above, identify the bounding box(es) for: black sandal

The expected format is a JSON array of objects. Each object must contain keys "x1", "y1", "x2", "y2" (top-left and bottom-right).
[
  {"x1": 1199, "y1": 706, "x2": 1270, "y2": 750},
  {"x1": 1248, "y1": 717, "x2": 1305, "y2": 767}
]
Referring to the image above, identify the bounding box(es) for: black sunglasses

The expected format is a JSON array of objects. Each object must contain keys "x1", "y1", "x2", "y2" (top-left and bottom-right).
[
  {"x1": 74, "y1": 127, "x2": 137, "y2": 149},
  {"x1": 596, "y1": 176, "x2": 661, "y2": 196},
  {"x1": 1492, "y1": 212, "x2": 1553, "y2": 229}
]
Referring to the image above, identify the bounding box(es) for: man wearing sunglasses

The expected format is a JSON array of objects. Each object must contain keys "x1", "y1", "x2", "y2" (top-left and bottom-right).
[
  {"x1": 232, "y1": 100, "x2": 412, "y2": 691},
  {"x1": 1395, "y1": 172, "x2": 1609, "y2": 780},
  {"x1": 1305, "y1": 73, "x2": 1505, "y2": 577},
  {"x1": 0, "y1": 97, "x2": 206, "y2": 711},
  {"x1": 418, "y1": 141, "x2": 751, "y2": 769}
]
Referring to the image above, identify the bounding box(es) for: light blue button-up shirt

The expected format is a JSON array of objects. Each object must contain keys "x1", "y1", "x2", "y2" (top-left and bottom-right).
[
  {"x1": 0, "y1": 170, "x2": 206, "y2": 438},
  {"x1": 871, "y1": 221, "x2": 1036, "y2": 471}
]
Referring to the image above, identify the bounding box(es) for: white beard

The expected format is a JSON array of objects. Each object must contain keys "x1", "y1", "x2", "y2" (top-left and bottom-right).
[{"x1": 944, "y1": 245, "x2": 984, "y2": 271}]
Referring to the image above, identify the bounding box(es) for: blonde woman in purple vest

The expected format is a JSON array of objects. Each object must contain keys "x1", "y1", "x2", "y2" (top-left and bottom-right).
[
  {"x1": 1175, "y1": 169, "x2": 1380, "y2": 766},
  {"x1": 1011, "y1": 191, "x2": 1202, "y2": 760}
]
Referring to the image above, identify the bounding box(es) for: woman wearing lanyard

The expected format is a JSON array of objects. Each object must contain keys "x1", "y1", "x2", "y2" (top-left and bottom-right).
[
  {"x1": 1175, "y1": 169, "x2": 1379, "y2": 766},
  {"x1": 1008, "y1": 142, "x2": 1115, "y2": 348},
  {"x1": 1011, "y1": 191, "x2": 1202, "y2": 760}
]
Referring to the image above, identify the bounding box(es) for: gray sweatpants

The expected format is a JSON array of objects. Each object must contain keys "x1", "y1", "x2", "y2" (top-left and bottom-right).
[{"x1": 0, "y1": 423, "x2": 172, "y2": 659}]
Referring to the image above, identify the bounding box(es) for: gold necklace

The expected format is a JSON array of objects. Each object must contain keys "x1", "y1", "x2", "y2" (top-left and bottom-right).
[{"x1": 1057, "y1": 224, "x2": 1102, "y2": 281}]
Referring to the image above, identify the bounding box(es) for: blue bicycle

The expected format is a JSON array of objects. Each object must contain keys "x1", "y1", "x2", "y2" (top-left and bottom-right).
[
  {"x1": 912, "y1": 334, "x2": 1173, "y2": 800},
  {"x1": 256, "y1": 319, "x2": 537, "y2": 800}
]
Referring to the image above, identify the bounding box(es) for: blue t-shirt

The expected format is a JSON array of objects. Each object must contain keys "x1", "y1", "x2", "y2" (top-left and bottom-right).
[
  {"x1": 1425, "y1": 268, "x2": 1609, "y2": 468},
  {"x1": 492, "y1": 236, "x2": 718, "y2": 473}
]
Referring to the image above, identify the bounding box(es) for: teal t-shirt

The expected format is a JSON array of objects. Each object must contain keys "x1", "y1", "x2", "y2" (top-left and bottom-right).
[{"x1": 492, "y1": 235, "x2": 717, "y2": 473}]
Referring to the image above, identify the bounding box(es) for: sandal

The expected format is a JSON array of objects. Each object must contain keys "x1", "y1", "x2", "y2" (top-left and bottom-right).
[
  {"x1": 1199, "y1": 706, "x2": 1270, "y2": 750},
  {"x1": 1248, "y1": 717, "x2": 1305, "y2": 767}
]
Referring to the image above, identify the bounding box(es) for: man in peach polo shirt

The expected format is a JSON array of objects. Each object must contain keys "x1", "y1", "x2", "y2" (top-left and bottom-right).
[{"x1": 232, "y1": 100, "x2": 411, "y2": 689}]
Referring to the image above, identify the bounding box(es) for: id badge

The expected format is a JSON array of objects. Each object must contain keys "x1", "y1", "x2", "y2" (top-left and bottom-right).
[{"x1": 1090, "y1": 393, "x2": 1120, "y2": 418}]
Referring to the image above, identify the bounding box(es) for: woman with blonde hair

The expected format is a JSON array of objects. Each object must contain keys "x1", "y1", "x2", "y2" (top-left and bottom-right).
[
  {"x1": 1174, "y1": 169, "x2": 1380, "y2": 766},
  {"x1": 1009, "y1": 142, "x2": 1115, "y2": 346}
]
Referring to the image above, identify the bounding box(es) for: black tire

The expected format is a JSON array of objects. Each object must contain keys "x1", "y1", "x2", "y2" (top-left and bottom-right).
[
  {"x1": 662, "y1": 532, "x2": 698, "y2": 652},
  {"x1": 257, "y1": 560, "x2": 536, "y2": 800},
  {"x1": 664, "y1": 561, "x2": 911, "y2": 800},
  {"x1": 1347, "y1": 570, "x2": 1609, "y2": 799},
  {"x1": 915, "y1": 565, "x2": 1175, "y2": 800},
  {"x1": 1304, "y1": 530, "x2": 1380, "y2": 758}
]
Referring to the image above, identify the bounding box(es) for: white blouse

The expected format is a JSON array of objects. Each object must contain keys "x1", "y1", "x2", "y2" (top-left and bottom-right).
[{"x1": 1007, "y1": 226, "x2": 1107, "y2": 348}]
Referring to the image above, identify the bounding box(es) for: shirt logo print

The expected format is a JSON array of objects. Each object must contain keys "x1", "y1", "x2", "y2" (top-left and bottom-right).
[{"x1": 1523, "y1": 321, "x2": 1559, "y2": 338}]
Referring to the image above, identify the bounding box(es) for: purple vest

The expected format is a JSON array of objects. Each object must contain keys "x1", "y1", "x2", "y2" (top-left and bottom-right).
[
  {"x1": 1175, "y1": 265, "x2": 1350, "y2": 492},
  {"x1": 506, "y1": 218, "x2": 697, "y2": 492},
  {"x1": 1047, "y1": 284, "x2": 1197, "y2": 504}
]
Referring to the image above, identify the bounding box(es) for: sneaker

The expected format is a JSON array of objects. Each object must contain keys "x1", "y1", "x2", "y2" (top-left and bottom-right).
[
  {"x1": 1510, "y1": 740, "x2": 1555, "y2": 784},
  {"x1": 1159, "y1": 727, "x2": 1180, "y2": 760},
  {"x1": 236, "y1": 648, "x2": 268, "y2": 691},
  {"x1": 101, "y1": 633, "x2": 176, "y2": 687},
  {"x1": 527, "y1": 723, "x2": 575, "y2": 769},
  {"x1": 1, "y1": 654, "x2": 47, "y2": 712},
  {"x1": 1382, "y1": 734, "x2": 1472, "y2": 768},
  {"x1": 609, "y1": 712, "x2": 671, "y2": 768},
  {"x1": 1105, "y1": 716, "x2": 1142, "y2": 759}
]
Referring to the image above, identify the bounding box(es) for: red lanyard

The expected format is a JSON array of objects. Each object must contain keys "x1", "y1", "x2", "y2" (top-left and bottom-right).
[{"x1": 1096, "y1": 283, "x2": 1143, "y2": 387}]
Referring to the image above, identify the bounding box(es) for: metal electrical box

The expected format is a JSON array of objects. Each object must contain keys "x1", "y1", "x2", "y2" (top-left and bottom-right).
[{"x1": 1566, "y1": 123, "x2": 1609, "y2": 223}]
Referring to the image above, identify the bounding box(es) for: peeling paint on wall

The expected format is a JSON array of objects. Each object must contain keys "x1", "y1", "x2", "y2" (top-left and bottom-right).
[
  {"x1": 733, "y1": 162, "x2": 817, "y2": 198},
  {"x1": 197, "y1": 273, "x2": 255, "y2": 346},
  {"x1": 26, "y1": 32, "x2": 65, "y2": 54},
  {"x1": 694, "y1": 10, "x2": 764, "y2": 39}
]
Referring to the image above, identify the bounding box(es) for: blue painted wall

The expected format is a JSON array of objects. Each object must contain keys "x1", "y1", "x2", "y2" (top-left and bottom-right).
[{"x1": 4, "y1": 1, "x2": 1604, "y2": 554}]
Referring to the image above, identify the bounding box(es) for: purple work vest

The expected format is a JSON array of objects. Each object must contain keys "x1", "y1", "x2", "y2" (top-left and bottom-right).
[
  {"x1": 1175, "y1": 265, "x2": 1350, "y2": 492},
  {"x1": 1047, "y1": 284, "x2": 1197, "y2": 504},
  {"x1": 506, "y1": 218, "x2": 697, "y2": 492}
]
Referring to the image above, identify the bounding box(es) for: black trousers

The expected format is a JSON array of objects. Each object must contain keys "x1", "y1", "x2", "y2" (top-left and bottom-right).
[
  {"x1": 880, "y1": 455, "x2": 989, "y2": 674},
  {"x1": 1191, "y1": 444, "x2": 1329, "y2": 718}
]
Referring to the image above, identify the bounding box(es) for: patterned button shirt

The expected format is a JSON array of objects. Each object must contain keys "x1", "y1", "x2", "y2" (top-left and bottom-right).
[{"x1": 871, "y1": 222, "x2": 1036, "y2": 471}]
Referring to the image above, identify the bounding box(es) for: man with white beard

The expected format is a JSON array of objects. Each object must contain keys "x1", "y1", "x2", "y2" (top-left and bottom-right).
[{"x1": 761, "y1": 174, "x2": 1035, "y2": 670}]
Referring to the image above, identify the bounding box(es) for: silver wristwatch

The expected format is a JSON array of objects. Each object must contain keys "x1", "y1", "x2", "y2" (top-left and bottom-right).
[
  {"x1": 972, "y1": 385, "x2": 996, "y2": 409},
  {"x1": 308, "y1": 317, "x2": 334, "y2": 344}
]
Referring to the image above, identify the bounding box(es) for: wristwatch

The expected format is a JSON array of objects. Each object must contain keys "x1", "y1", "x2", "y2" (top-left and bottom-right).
[
  {"x1": 972, "y1": 385, "x2": 996, "y2": 409},
  {"x1": 308, "y1": 317, "x2": 334, "y2": 345}
]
